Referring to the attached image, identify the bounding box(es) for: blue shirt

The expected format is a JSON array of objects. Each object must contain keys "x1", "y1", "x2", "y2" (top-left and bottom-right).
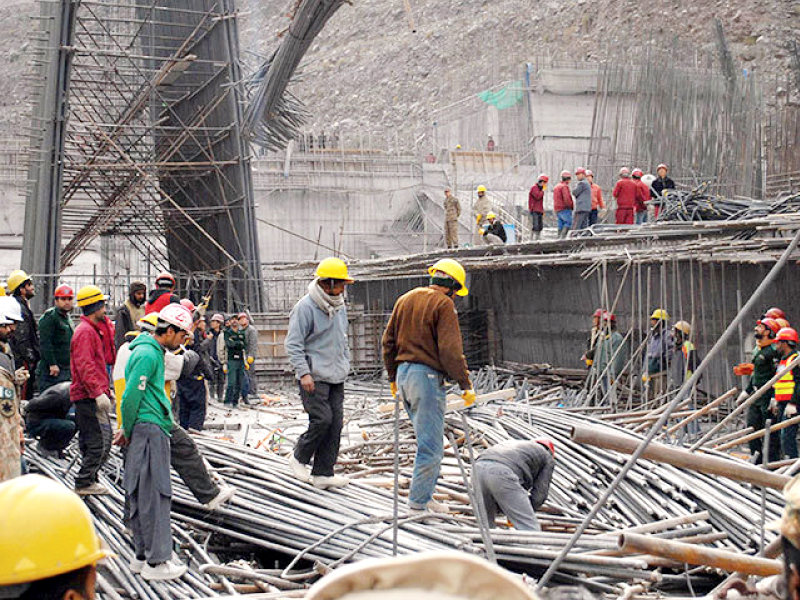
[{"x1": 285, "y1": 295, "x2": 350, "y2": 384}]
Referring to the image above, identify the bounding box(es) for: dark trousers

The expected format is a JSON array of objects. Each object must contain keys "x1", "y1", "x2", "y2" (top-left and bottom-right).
[
  {"x1": 74, "y1": 398, "x2": 112, "y2": 488},
  {"x1": 589, "y1": 209, "x2": 599, "y2": 225},
  {"x1": 778, "y1": 402, "x2": 799, "y2": 459},
  {"x1": 241, "y1": 370, "x2": 250, "y2": 401},
  {"x1": 36, "y1": 365, "x2": 70, "y2": 393},
  {"x1": 21, "y1": 359, "x2": 37, "y2": 401},
  {"x1": 530, "y1": 211, "x2": 543, "y2": 232},
  {"x1": 224, "y1": 360, "x2": 244, "y2": 406},
  {"x1": 178, "y1": 378, "x2": 207, "y2": 431},
  {"x1": 747, "y1": 397, "x2": 781, "y2": 462},
  {"x1": 212, "y1": 367, "x2": 225, "y2": 401},
  {"x1": 294, "y1": 381, "x2": 344, "y2": 476},
  {"x1": 27, "y1": 418, "x2": 76, "y2": 453}
]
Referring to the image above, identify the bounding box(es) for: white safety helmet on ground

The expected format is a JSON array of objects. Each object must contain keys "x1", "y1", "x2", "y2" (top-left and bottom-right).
[
  {"x1": 0, "y1": 296, "x2": 23, "y2": 323},
  {"x1": 641, "y1": 173, "x2": 656, "y2": 187},
  {"x1": 157, "y1": 304, "x2": 193, "y2": 333}
]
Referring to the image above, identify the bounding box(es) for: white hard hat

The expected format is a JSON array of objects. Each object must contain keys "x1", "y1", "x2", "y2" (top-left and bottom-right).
[
  {"x1": 158, "y1": 304, "x2": 193, "y2": 333},
  {"x1": 0, "y1": 297, "x2": 23, "y2": 322}
]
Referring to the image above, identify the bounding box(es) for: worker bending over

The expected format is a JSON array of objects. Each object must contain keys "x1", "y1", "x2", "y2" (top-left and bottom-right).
[
  {"x1": 285, "y1": 258, "x2": 353, "y2": 489},
  {"x1": 473, "y1": 439, "x2": 555, "y2": 530},
  {"x1": 0, "y1": 474, "x2": 114, "y2": 599},
  {"x1": 481, "y1": 212, "x2": 507, "y2": 245},
  {"x1": 382, "y1": 258, "x2": 475, "y2": 514}
]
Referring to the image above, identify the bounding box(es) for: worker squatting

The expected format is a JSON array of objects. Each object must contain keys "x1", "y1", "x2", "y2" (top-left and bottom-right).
[
  {"x1": 442, "y1": 164, "x2": 675, "y2": 247},
  {"x1": 2, "y1": 258, "x2": 800, "y2": 598}
]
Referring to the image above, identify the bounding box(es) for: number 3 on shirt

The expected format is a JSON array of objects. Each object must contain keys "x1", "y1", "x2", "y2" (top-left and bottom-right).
[{"x1": 138, "y1": 376, "x2": 147, "y2": 391}]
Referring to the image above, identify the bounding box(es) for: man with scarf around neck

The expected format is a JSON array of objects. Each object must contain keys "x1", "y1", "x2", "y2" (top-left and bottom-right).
[
  {"x1": 382, "y1": 258, "x2": 476, "y2": 515},
  {"x1": 114, "y1": 281, "x2": 147, "y2": 351},
  {"x1": 285, "y1": 258, "x2": 353, "y2": 489}
]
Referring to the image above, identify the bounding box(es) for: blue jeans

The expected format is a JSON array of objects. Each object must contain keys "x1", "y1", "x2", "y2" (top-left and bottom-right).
[
  {"x1": 635, "y1": 210, "x2": 647, "y2": 224},
  {"x1": 27, "y1": 418, "x2": 76, "y2": 452},
  {"x1": 778, "y1": 402, "x2": 799, "y2": 459},
  {"x1": 397, "y1": 362, "x2": 446, "y2": 509},
  {"x1": 557, "y1": 210, "x2": 572, "y2": 231}
]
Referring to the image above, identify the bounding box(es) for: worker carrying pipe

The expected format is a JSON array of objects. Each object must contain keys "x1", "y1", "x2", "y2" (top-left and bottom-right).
[
  {"x1": 473, "y1": 439, "x2": 555, "y2": 531},
  {"x1": 382, "y1": 258, "x2": 475, "y2": 515}
]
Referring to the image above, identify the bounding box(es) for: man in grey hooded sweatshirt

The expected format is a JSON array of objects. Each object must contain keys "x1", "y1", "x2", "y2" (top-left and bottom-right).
[
  {"x1": 285, "y1": 257, "x2": 353, "y2": 490},
  {"x1": 572, "y1": 167, "x2": 592, "y2": 231}
]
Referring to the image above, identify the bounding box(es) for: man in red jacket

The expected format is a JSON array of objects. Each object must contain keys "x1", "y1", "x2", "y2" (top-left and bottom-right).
[
  {"x1": 632, "y1": 168, "x2": 650, "y2": 224},
  {"x1": 528, "y1": 174, "x2": 547, "y2": 241},
  {"x1": 71, "y1": 285, "x2": 114, "y2": 495},
  {"x1": 612, "y1": 167, "x2": 638, "y2": 225},
  {"x1": 144, "y1": 272, "x2": 179, "y2": 315},
  {"x1": 553, "y1": 171, "x2": 573, "y2": 239}
]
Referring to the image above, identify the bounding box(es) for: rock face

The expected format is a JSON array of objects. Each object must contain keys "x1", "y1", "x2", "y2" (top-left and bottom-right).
[{"x1": 2, "y1": 0, "x2": 797, "y2": 146}]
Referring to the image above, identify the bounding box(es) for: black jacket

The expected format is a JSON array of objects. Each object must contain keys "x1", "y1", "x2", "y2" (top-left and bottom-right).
[
  {"x1": 25, "y1": 381, "x2": 72, "y2": 426},
  {"x1": 651, "y1": 176, "x2": 675, "y2": 202},
  {"x1": 10, "y1": 296, "x2": 39, "y2": 367},
  {"x1": 477, "y1": 441, "x2": 554, "y2": 509},
  {"x1": 485, "y1": 220, "x2": 507, "y2": 243}
]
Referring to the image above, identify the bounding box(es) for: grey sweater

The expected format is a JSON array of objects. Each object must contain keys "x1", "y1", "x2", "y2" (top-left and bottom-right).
[
  {"x1": 285, "y1": 295, "x2": 350, "y2": 384},
  {"x1": 573, "y1": 179, "x2": 592, "y2": 212},
  {"x1": 477, "y1": 440, "x2": 555, "y2": 509}
]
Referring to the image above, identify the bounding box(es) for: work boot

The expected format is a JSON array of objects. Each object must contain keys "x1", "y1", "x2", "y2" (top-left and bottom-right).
[
  {"x1": 75, "y1": 482, "x2": 110, "y2": 496},
  {"x1": 312, "y1": 474, "x2": 350, "y2": 490},
  {"x1": 142, "y1": 561, "x2": 187, "y2": 581},
  {"x1": 205, "y1": 485, "x2": 235, "y2": 511},
  {"x1": 288, "y1": 454, "x2": 311, "y2": 482}
]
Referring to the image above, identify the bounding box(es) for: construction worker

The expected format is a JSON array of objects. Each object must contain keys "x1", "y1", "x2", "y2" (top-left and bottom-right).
[
  {"x1": 0, "y1": 474, "x2": 115, "y2": 599},
  {"x1": 650, "y1": 163, "x2": 675, "y2": 218},
  {"x1": 70, "y1": 286, "x2": 113, "y2": 495},
  {"x1": 0, "y1": 306, "x2": 21, "y2": 483},
  {"x1": 735, "y1": 317, "x2": 782, "y2": 463},
  {"x1": 528, "y1": 174, "x2": 547, "y2": 241},
  {"x1": 177, "y1": 333, "x2": 212, "y2": 432},
  {"x1": 553, "y1": 171, "x2": 573, "y2": 238},
  {"x1": 644, "y1": 309, "x2": 673, "y2": 402},
  {"x1": 592, "y1": 312, "x2": 627, "y2": 401},
  {"x1": 473, "y1": 439, "x2": 555, "y2": 531},
  {"x1": 7, "y1": 270, "x2": 39, "y2": 401},
  {"x1": 285, "y1": 258, "x2": 353, "y2": 489},
  {"x1": 486, "y1": 134, "x2": 495, "y2": 152},
  {"x1": 571, "y1": 167, "x2": 592, "y2": 231},
  {"x1": 144, "y1": 271, "x2": 179, "y2": 315},
  {"x1": 670, "y1": 321, "x2": 700, "y2": 388},
  {"x1": 765, "y1": 307, "x2": 789, "y2": 321},
  {"x1": 586, "y1": 170, "x2": 604, "y2": 225},
  {"x1": 239, "y1": 312, "x2": 258, "y2": 404},
  {"x1": 36, "y1": 284, "x2": 74, "y2": 392},
  {"x1": 222, "y1": 315, "x2": 246, "y2": 407},
  {"x1": 443, "y1": 187, "x2": 461, "y2": 249},
  {"x1": 473, "y1": 185, "x2": 492, "y2": 243},
  {"x1": 120, "y1": 303, "x2": 192, "y2": 580},
  {"x1": 114, "y1": 281, "x2": 146, "y2": 350},
  {"x1": 772, "y1": 327, "x2": 800, "y2": 460},
  {"x1": 207, "y1": 313, "x2": 225, "y2": 401},
  {"x1": 24, "y1": 381, "x2": 75, "y2": 459},
  {"x1": 582, "y1": 308, "x2": 604, "y2": 368},
  {"x1": 612, "y1": 167, "x2": 638, "y2": 225},
  {"x1": 480, "y1": 212, "x2": 507, "y2": 245},
  {"x1": 382, "y1": 258, "x2": 475, "y2": 514},
  {"x1": 632, "y1": 168, "x2": 649, "y2": 224},
  {"x1": 113, "y1": 314, "x2": 234, "y2": 512}
]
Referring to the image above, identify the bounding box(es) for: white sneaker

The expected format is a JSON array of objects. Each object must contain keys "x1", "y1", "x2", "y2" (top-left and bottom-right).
[
  {"x1": 75, "y1": 482, "x2": 110, "y2": 496},
  {"x1": 130, "y1": 558, "x2": 145, "y2": 574},
  {"x1": 312, "y1": 475, "x2": 350, "y2": 490},
  {"x1": 409, "y1": 499, "x2": 449, "y2": 515},
  {"x1": 142, "y1": 561, "x2": 187, "y2": 581},
  {"x1": 205, "y1": 486, "x2": 235, "y2": 511},
  {"x1": 288, "y1": 454, "x2": 311, "y2": 482}
]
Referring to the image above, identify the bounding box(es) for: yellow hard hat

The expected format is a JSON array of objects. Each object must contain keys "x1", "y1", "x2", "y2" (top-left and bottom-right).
[
  {"x1": 76, "y1": 285, "x2": 108, "y2": 308},
  {"x1": 6, "y1": 270, "x2": 30, "y2": 293},
  {"x1": 0, "y1": 475, "x2": 115, "y2": 586},
  {"x1": 651, "y1": 308, "x2": 670, "y2": 321},
  {"x1": 428, "y1": 258, "x2": 468, "y2": 296},
  {"x1": 137, "y1": 313, "x2": 160, "y2": 332},
  {"x1": 674, "y1": 320, "x2": 691, "y2": 335},
  {"x1": 0, "y1": 285, "x2": 6, "y2": 297},
  {"x1": 315, "y1": 257, "x2": 354, "y2": 283},
  {"x1": 477, "y1": 185, "x2": 487, "y2": 193},
  {"x1": 486, "y1": 212, "x2": 497, "y2": 220}
]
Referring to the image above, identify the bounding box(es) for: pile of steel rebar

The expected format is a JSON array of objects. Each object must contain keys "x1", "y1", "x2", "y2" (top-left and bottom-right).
[{"x1": 655, "y1": 187, "x2": 800, "y2": 223}]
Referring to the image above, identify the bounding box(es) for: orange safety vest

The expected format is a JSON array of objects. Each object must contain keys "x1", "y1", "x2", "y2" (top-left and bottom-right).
[{"x1": 774, "y1": 352, "x2": 798, "y2": 402}]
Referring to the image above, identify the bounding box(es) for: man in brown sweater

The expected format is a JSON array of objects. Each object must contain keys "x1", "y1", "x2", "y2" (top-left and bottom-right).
[{"x1": 382, "y1": 258, "x2": 476, "y2": 514}]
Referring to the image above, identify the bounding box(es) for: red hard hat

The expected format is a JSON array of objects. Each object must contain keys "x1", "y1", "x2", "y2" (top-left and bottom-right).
[
  {"x1": 560, "y1": 170, "x2": 572, "y2": 179},
  {"x1": 759, "y1": 318, "x2": 781, "y2": 335},
  {"x1": 54, "y1": 284, "x2": 74, "y2": 299},
  {"x1": 179, "y1": 298, "x2": 195, "y2": 312},
  {"x1": 575, "y1": 167, "x2": 586, "y2": 175},
  {"x1": 535, "y1": 438, "x2": 555, "y2": 457},
  {"x1": 602, "y1": 311, "x2": 616, "y2": 322},
  {"x1": 776, "y1": 318, "x2": 791, "y2": 330},
  {"x1": 585, "y1": 170, "x2": 594, "y2": 177},
  {"x1": 765, "y1": 307, "x2": 787, "y2": 320},
  {"x1": 155, "y1": 271, "x2": 175, "y2": 288},
  {"x1": 538, "y1": 174, "x2": 549, "y2": 183},
  {"x1": 776, "y1": 327, "x2": 799, "y2": 344},
  {"x1": 593, "y1": 308, "x2": 605, "y2": 318},
  {"x1": 657, "y1": 163, "x2": 668, "y2": 171},
  {"x1": 632, "y1": 168, "x2": 644, "y2": 177},
  {"x1": 619, "y1": 167, "x2": 630, "y2": 176}
]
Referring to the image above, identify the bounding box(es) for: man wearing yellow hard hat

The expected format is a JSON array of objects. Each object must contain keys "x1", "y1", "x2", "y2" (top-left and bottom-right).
[
  {"x1": 382, "y1": 258, "x2": 475, "y2": 515},
  {"x1": 0, "y1": 474, "x2": 115, "y2": 599},
  {"x1": 644, "y1": 308, "x2": 673, "y2": 402},
  {"x1": 7, "y1": 270, "x2": 38, "y2": 401},
  {"x1": 472, "y1": 185, "x2": 492, "y2": 245},
  {"x1": 285, "y1": 258, "x2": 354, "y2": 490}
]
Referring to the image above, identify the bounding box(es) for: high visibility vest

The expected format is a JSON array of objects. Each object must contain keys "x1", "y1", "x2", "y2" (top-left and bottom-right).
[
  {"x1": 774, "y1": 353, "x2": 798, "y2": 402},
  {"x1": 681, "y1": 341, "x2": 695, "y2": 377}
]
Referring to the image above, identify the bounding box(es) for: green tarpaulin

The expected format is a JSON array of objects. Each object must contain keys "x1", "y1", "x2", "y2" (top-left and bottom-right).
[{"x1": 477, "y1": 81, "x2": 524, "y2": 109}]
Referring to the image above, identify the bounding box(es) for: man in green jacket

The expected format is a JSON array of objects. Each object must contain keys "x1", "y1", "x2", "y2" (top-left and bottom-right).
[
  {"x1": 36, "y1": 284, "x2": 74, "y2": 391},
  {"x1": 120, "y1": 303, "x2": 192, "y2": 581},
  {"x1": 223, "y1": 317, "x2": 247, "y2": 407},
  {"x1": 592, "y1": 312, "x2": 627, "y2": 404}
]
